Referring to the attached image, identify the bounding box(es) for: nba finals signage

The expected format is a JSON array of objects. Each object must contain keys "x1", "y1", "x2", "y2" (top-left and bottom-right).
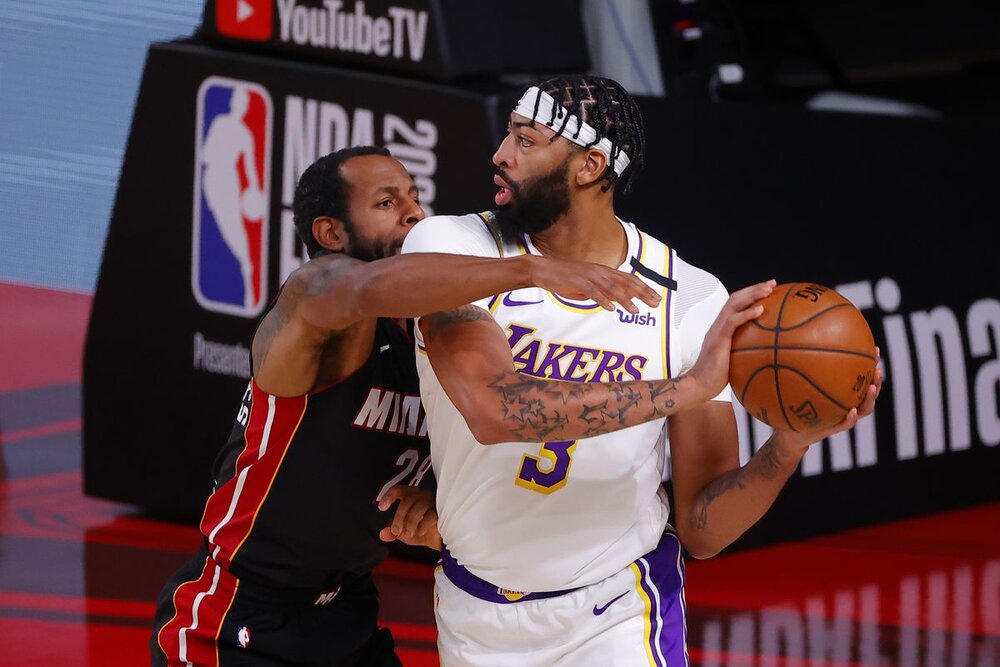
[{"x1": 621, "y1": 96, "x2": 1000, "y2": 549}]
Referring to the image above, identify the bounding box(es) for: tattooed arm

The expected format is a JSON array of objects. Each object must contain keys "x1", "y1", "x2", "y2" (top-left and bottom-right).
[
  {"x1": 418, "y1": 281, "x2": 777, "y2": 445},
  {"x1": 669, "y1": 355, "x2": 883, "y2": 559},
  {"x1": 253, "y1": 251, "x2": 660, "y2": 396}
]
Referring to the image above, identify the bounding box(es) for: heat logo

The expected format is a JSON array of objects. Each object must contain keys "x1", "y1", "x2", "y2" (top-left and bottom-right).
[
  {"x1": 216, "y1": 0, "x2": 273, "y2": 41},
  {"x1": 193, "y1": 77, "x2": 272, "y2": 317}
]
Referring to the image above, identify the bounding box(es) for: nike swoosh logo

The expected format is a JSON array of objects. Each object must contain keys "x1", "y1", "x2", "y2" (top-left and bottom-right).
[
  {"x1": 502, "y1": 293, "x2": 543, "y2": 307},
  {"x1": 593, "y1": 591, "x2": 629, "y2": 615}
]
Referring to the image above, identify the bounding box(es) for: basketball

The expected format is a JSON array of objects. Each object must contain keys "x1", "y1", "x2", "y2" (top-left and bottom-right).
[{"x1": 729, "y1": 282, "x2": 877, "y2": 432}]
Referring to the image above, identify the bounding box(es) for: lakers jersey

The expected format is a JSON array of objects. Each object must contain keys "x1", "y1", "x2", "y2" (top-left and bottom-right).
[{"x1": 401, "y1": 212, "x2": 731, "y2": 592}]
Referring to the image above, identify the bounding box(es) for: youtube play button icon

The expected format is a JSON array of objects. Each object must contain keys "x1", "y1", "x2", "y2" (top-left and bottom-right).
[{"x1": 216, "y1": 0, "x2": 273, "y2": 41}]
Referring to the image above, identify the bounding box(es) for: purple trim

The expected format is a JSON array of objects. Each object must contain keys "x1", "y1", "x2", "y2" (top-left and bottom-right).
[
  {"x1": 519, "y1": 233, "x2": 531, "y2": 253},
  {"x1": 518, "y1": 232, "x2": 608, "y2": 311},
  {"x1": 550, "y1": 231, "x2": 643, "y2": 311},
  {"x1": 550, "y1": 292, "x2": 604, "y2": 310},
  {"x1": 636, "y1": 557, "x2": 666, "y2": 667},
  {"x1": 637, "y1": 533, "x2": 688, "y2": 667},
  {"x1": 439, "y1": 547, "x2": 579, "y2": 604}
]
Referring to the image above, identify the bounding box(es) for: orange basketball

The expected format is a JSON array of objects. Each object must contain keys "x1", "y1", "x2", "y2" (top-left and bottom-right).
[{"x1": 729, "y1": 282, "x2": 877, "y2": 432}]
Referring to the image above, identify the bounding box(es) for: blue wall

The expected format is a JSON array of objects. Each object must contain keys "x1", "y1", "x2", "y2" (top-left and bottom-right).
[{"x1": 0, "y1": 1, "x2": 204, "y2": 293}]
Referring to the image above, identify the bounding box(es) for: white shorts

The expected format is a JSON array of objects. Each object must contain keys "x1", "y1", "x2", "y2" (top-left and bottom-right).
[{"x1": 434, "y1": 532, "x2": 688, "y2": 667}]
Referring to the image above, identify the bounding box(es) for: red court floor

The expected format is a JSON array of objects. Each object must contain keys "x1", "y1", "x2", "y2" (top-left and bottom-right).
[{"x1": 1, "y1": 281, "x2": 998, "y2": 666}]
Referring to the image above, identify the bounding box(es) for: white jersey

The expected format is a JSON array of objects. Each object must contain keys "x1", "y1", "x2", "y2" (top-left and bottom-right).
[{"x1": 401, "y1": 212, "x2": 731, "y2": 592}]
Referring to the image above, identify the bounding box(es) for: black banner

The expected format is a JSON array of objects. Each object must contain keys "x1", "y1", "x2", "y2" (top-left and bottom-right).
[
  {"x1": 623, "y1": 98, "x2": 1000, "y2": 549},
  {"x1": 196, "y1": 0, "x2": 589, "y2": 82}
]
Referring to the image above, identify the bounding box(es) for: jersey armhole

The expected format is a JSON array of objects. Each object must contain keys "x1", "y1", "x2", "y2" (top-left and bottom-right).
[{"x1": 475, "y1": 211, "x2": 505, "y2": 257}]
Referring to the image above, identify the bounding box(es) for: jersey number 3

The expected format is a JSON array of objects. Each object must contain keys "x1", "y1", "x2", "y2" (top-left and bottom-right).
[{"x1": 515, "y1": 440, "x2": 577, "y2": 494}]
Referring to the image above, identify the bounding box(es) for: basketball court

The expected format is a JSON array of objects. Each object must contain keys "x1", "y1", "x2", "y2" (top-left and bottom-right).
[{"x1": 2, "y1": 279, "x2": 997, "y2": 665}]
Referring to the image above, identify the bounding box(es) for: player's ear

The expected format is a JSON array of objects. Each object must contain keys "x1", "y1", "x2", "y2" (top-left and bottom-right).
[
  {"x1": 575, "y1": 148, "x2": 610, "y2": 187},
  {"x1": 312, "y1": 216, "x2": 349, "y2": 254}
]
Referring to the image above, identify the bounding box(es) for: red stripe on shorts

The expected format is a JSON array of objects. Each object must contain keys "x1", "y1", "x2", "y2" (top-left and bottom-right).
[{"x1": 157, "y1": 556, "x2": 239, "y2": 666}]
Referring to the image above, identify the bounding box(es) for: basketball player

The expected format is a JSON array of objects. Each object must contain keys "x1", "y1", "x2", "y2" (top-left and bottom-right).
[
  {"x1": 401, "y1": 77, "x2": 882, "y2": 666},
  {"x1": 150, "y1": 145, "x2": 661, "y2": 667}
]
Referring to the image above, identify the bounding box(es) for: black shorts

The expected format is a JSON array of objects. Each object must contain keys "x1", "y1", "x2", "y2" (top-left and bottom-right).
[{"x1": 150, "y1": 545, "x2": 402, "y2": 667}]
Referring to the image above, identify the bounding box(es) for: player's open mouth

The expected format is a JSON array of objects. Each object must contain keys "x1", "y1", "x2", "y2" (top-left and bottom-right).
[{"x1": 494, "y1": 175, "x2": 512, "y2": 207}]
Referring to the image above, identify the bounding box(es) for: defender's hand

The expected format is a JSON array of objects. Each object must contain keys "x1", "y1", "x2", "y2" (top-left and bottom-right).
[
  {"x1": 525, "y1": 255, "x2": 661, "y2": 314},
  {"x1": 378, "y1": 485, "x2": 441, "y2": 550}
]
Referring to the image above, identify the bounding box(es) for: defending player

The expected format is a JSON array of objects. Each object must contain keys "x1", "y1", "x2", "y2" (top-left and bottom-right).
[
  {"x1": 402, "y1": 77, "x2": 882, "y2": 665},
  {"x1": 150, "y1": 145, "x2": 660, "y2": 666}
]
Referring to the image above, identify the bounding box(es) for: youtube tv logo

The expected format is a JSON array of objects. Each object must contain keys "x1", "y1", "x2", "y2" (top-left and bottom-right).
[{"x1": 216, "y1": 0, "x2": 273, "y2": 41}]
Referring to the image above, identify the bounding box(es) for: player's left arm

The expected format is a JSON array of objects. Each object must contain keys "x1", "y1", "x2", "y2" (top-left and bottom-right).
[
  {"x1": 670, "y1": 364, "x2": 882, "y2": 560},
  {"x1": 420, "y1": 281, "x2": 771, "y2": 445}
]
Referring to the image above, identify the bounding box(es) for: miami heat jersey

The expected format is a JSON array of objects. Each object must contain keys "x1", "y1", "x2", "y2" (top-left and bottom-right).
[
  {"x1": 199, "y1": 318, "x2": 432, "y2": 590},
  {"x1": 401, "y1": 213, "x2": 731, "y2": 592}
]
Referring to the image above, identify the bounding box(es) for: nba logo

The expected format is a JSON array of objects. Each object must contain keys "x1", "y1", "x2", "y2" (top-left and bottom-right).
[{"x1": 193, "y1": 76, "x2": 272, "y2": 317}]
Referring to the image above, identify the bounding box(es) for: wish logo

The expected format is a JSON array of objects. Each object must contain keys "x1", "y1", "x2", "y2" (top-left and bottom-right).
[
  {"x1": 216, "y1": 0, "x2": 273, "y2": 41},
  {"x1": 616, "y1": 309, "x2": 657, "y2": 327},
  {"x1": 192, "y1": 77, "x2": 272, "y2": 317}
]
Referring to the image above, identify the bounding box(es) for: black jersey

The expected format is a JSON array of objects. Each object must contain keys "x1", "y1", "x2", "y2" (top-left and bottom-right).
[{"x1": 199, "y1": 318, "x2": 431, "y2": 590}]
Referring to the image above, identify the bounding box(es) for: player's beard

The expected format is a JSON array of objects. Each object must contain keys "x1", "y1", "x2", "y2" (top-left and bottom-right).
[
  {"x1": 493, "y1": 158, "x2": 572, "y2": 243},
  {"x1": 343, "y1": 219, "x2": 397, "y2": 262}
]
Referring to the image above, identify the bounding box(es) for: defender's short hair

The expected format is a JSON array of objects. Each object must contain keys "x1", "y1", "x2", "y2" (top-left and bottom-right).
[{"x1": 292, "y1": 145, "x2": 391, "y2": 258}]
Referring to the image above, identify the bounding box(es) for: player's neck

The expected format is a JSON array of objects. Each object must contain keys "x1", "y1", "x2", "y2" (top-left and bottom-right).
[{"x1": 530, "y1": 201, "x2": 626, "y2": 268}]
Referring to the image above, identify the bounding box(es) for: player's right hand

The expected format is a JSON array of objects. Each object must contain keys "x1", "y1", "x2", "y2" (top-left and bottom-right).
[
  {"x1": 377, "y1": 485, "x2": 441, "y2": 550},
  {"x1": 688, "y1": 279, "x2": 776, "y2": 401},
  {"x1": 524, "y1": 255, "x2": 661, "y2": 314},
  {"x1": 773, "y1": 346, "x2": 884, "y2": 452}
]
